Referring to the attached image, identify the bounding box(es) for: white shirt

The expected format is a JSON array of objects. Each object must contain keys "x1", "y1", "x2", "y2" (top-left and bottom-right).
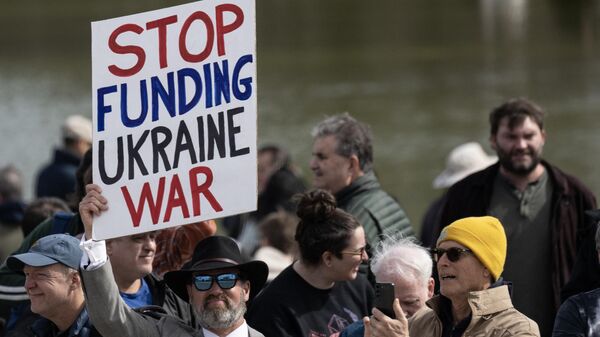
[
  {"x1": 79, "y1": 236, "x2": 107, "y2": 270},
  {"x1": 202, "y1": 321, "x2": 250, "y2": 337}
]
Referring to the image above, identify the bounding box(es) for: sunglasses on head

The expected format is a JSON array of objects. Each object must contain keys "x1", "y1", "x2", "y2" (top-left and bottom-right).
[
  {"x1": 431, "y1": 247, "x2": 473, "y2": 262},
  {"x1": 193, "y1": 273, "x2": 239, "y2": 291}
]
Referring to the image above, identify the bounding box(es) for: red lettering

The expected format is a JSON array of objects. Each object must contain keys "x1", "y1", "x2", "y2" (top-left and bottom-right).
[
  {"x1": 108, "y1": 24, "x2": 146, "y2": 77},
  {"x1": 189, "y1": 166, "x2": 223, "y2": 216},
  {"x1": 146, "y1": 15, "x2": 178, "y2": 69},
  {"x1": 179, "y1": 11, "x2": 214, "y2": 63},
  {"x1": 163, "y1": 174, "x2": 190, "y2": 222},
  {"x1": 215, "y1": 4, "x2": 244, "y2": 56},
  {"x1": 121, "y1": 177, "x2": 165, "y2": 227}
]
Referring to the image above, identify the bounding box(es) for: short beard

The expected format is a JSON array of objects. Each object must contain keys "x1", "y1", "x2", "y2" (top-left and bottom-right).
[
  {"x1": 497, "y1": 147, "x2": 541, "y2": 176},
  {"x1": 196, "y1": 293, "x2": 247, "y2": 330}
]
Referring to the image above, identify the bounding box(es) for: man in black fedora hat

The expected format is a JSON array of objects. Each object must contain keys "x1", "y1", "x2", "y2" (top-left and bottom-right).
[{"x1": 77, "y1": 183, "x2": 268, "y2": 337}]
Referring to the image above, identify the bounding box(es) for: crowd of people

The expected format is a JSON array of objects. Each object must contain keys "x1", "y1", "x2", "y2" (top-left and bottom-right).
[{"x1": 0, "y1": 97, "x2": 599, "y2": 337}]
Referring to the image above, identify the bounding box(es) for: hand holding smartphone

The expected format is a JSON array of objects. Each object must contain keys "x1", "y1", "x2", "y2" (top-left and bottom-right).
[{"x1": 373, "y1": 282, "x2": 396, "y2": 319}]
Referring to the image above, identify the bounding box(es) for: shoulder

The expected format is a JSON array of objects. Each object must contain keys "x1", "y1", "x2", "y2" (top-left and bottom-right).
[
  {"x1": 447, "y1": 164, "x2": 497, "y2": 194},
  {"x1": 408, "y1": 306, "x2": 439, "y2": 333},
  {"x1": 250, "y1": 267, "x2": 298, "y2": 304},
  {"x1": 544, "y1": 162, "x2": 593, "y2": 195},
  {"x1": 560, "y1": 287, "x2": 600, "y2": 315},
  {"x1": 248, "y1": 325, "x2": 265, "y2": 337}
]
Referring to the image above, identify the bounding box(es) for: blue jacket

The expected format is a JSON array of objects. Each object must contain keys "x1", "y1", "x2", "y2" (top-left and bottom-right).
[
  {"x1": 7, "y1": 308, "x2": 101, "y2": 337},
  {"x1": 36, "y1": 148, "x2": 81, "y2": 200}
]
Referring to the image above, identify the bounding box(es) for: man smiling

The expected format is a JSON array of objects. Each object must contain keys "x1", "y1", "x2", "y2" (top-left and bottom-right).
[
  {"x1": 6, "y1": 234, "x2": 100, "y2": 337},
  {"x1": 438, "y1": 98, "x2": 596, "y2": 336}
]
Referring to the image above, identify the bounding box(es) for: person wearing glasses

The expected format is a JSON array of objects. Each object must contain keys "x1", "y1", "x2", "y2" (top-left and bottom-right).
[
  {"x1": 246, "y1": 189, "x2": 374, "y2": 337},
  {"x1": 77, "y1": 184, "x2": 269, "y2": 337},
  {"x1": 363, "y1": 216, "x2": 540, "y2": 337}
]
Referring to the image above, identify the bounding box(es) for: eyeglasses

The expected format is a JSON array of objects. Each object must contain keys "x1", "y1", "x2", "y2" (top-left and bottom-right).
[
  {"x1": 193, "y1": 273, "x2": 239, "y2": 291},
  {"x1": 341, "y1": 246, "x2": 367, "y2": 257},
  {"x1": 431, "y1": 247, "x2": 473, "y2": 262}
]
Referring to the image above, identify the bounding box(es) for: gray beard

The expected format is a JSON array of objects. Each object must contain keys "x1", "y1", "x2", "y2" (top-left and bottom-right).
[{"x1": 196, "y1": 297, "x2": 247, "y2": 330}]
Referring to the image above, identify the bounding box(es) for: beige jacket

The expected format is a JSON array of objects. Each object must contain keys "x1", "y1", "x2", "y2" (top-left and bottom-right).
[{"x1": 409, "y1": 285, "x2": 540, "y2": 337}]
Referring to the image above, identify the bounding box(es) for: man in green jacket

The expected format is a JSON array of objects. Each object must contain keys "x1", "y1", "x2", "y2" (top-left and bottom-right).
[{"x1": 309, "y1": 113, "x2": 413, "y2": 248}]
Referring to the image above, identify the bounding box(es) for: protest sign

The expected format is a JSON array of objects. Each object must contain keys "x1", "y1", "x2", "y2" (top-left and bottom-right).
[{"x1": 91, "y1": 0, "x2": 256, "y2": 239}]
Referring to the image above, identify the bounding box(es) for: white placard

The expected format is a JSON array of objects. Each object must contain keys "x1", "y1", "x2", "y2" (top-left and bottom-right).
[{"x1": 91, "y1": 0, "x2": 256, "y2": 239}]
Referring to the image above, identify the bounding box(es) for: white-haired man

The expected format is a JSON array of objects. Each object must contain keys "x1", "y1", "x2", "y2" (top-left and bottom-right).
[{"x1": 340, "y1": 237, "x2": 434, "y2": 337}]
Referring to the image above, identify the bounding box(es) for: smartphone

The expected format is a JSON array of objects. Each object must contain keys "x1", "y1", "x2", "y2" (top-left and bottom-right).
[{"x1": 373, "y1": 282, "x2": 396, "y2": 318}]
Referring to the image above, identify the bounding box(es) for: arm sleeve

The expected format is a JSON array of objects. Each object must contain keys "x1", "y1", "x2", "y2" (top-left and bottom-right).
[{"x1": 81, "y1": 260, "x2": 162, "y2": 337}]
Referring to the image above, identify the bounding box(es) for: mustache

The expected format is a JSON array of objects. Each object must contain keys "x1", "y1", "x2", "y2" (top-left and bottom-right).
[
  {"x1": 510, "y1": 148, "x2": 533, "y2": 156},
  {"x1": 203, "y1": 294, "x2": 231, "y2": 308}
]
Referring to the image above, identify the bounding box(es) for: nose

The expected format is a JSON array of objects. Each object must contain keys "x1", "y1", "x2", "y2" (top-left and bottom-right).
[
  {"x1": 361, "y1": 249, "x2": 369, "y2": 262},
  {"x1": 309, "y1": 157, "x2": 318, "y2": 170},
  {"x1": 515, "y1": 137, "x2": 528, "y2": 149},
  {"x1": 24, "y1": 276, "x2": 36, "y2": 291},
  {"x1": 143, "y1": 235, "x2": 157, "y2": 252},
  {"x1": 206, "y1": 279, "x2": 224, "y2": 294},
  {"x1": 435, "y1": 250, "x2": 450, "y2": 266}
]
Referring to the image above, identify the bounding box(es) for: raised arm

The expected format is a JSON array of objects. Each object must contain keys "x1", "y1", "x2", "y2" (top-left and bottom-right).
[{"x1": 79, "y1": 183, "x2": 161, "y2": 337}]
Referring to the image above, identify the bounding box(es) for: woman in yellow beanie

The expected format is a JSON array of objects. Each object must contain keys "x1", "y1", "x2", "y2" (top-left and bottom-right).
[{"x1": 363, "y1": 216, "x2": 540, "y2": 337}]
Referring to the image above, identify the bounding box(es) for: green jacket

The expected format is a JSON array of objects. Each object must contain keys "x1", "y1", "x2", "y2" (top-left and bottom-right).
[{"x1": 335, "y1": 171, "x2": 413, "y2": 247}]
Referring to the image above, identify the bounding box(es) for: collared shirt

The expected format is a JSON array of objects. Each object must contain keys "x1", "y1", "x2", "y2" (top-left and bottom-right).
[{"x1": 202, "y1": 321, "x2": 249, "y2": 337}]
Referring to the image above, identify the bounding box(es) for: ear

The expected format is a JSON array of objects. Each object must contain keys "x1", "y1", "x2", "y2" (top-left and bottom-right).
[
  {"x1": 348, "y1": 155, "x2": 361, "y2": 175},
  {"x1": 322, "y1": 251, "x2": 334, "y2": 267},
  {"x1": 240, "y1": 280, "x2": 251, "y2": 302},
  {"x1": 482, "y1": 268, "x2": 491, "y2": 281},
  {"x1": 70, "y1": 272, "x2": 82, "y2": 290},
  {"x1": 489, "y1": 134, "x2": 497, "y2": 151},
  {"x1": 427, "y1": 277, "x2": 435, "y2": 298},
  {"x1": 540, "y1": 129, "x2": 547, "y2": 145},
  {"x1": 105, "y1": 240, "x2": 114, "y2": 256}
]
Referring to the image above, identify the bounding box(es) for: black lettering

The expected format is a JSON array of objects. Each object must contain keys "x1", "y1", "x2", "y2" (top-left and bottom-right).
[
  {"x1": 173, "y1": 120, "x2": 198, "y2": 169},
  {"x1": 99, "y1": 138, "x2": 124, "y2": 185},
  {"x1": 227, "y1": 107, "x2": 249, "y2": 157},
  {"x1": 151, "y1": 126, "x2": 173, "y2": 173},
  {"x1": 127, "y1": 130, "x2": 150, "y2": 180},
  {"x1": 207, "y1": 111, "x2": 226, "y2": 160}
]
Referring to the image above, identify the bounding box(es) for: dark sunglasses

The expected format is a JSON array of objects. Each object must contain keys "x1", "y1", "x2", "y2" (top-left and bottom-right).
[
  {"x1": 431, "y1": 247, "x2": 472, "y2": 262},
  {"x1": 193, "y1": 273, "x2": 239, "y2": 291}
]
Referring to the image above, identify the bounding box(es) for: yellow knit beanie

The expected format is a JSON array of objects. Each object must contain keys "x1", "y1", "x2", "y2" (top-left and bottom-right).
[{"x1": 437, "y1": 216, "x2": 507, "y2": 281}]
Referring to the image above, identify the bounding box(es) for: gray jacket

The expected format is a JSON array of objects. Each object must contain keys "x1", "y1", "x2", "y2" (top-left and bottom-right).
[{"x1": 81, "y1": 260, "x2": 264, "y2": 337}]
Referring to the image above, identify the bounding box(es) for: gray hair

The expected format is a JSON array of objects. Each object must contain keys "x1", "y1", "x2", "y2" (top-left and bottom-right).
[
  {"x1": 371, "y1": 236, "x2": 433, "y2": 287},
  {"x1": 311, "y1": 113, "x2": 373, "y2": 172}
]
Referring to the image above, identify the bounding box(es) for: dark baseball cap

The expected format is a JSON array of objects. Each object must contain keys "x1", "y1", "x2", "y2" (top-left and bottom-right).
[{"x1": 7, "y1": 234, "x2": 82, "y2": 272}]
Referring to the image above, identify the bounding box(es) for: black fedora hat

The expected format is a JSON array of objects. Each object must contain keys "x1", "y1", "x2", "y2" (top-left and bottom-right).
[{"x1": 164, "y1": 236, "x2": 268, "y2": 302}]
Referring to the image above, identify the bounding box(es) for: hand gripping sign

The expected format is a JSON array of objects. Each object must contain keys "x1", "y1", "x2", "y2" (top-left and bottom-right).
[{"x1": 91, "y1": 0, "x2": 256, "y2": 240}]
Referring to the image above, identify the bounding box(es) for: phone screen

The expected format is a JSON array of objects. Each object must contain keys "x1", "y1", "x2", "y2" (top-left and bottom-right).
[{"x1": 373, "y1": 282, "x2": 395, "y2": 318}]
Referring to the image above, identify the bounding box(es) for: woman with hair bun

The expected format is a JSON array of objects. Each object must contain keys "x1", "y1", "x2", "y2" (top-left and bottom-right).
[{"x1": 247, "y1": 189, "x2": 374, "y2": 337}]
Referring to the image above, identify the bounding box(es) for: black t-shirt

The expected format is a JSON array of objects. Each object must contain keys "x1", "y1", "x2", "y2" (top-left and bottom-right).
[{"x1": 246, "y1": 265, "x2": 374, "y2": 337}]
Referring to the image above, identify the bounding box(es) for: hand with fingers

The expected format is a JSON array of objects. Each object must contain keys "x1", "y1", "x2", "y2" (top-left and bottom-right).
[
  {"x1": 79, "y1": 183, "x2": 109, "y2": 240},
  {"x1": 363, "y1": 299, "x2": 409, "y2": 337}
]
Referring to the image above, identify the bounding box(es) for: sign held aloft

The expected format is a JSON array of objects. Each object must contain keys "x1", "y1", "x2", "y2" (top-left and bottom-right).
[{"x1": 91, "y1": 0, "x2": 256, "y2": 240}]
